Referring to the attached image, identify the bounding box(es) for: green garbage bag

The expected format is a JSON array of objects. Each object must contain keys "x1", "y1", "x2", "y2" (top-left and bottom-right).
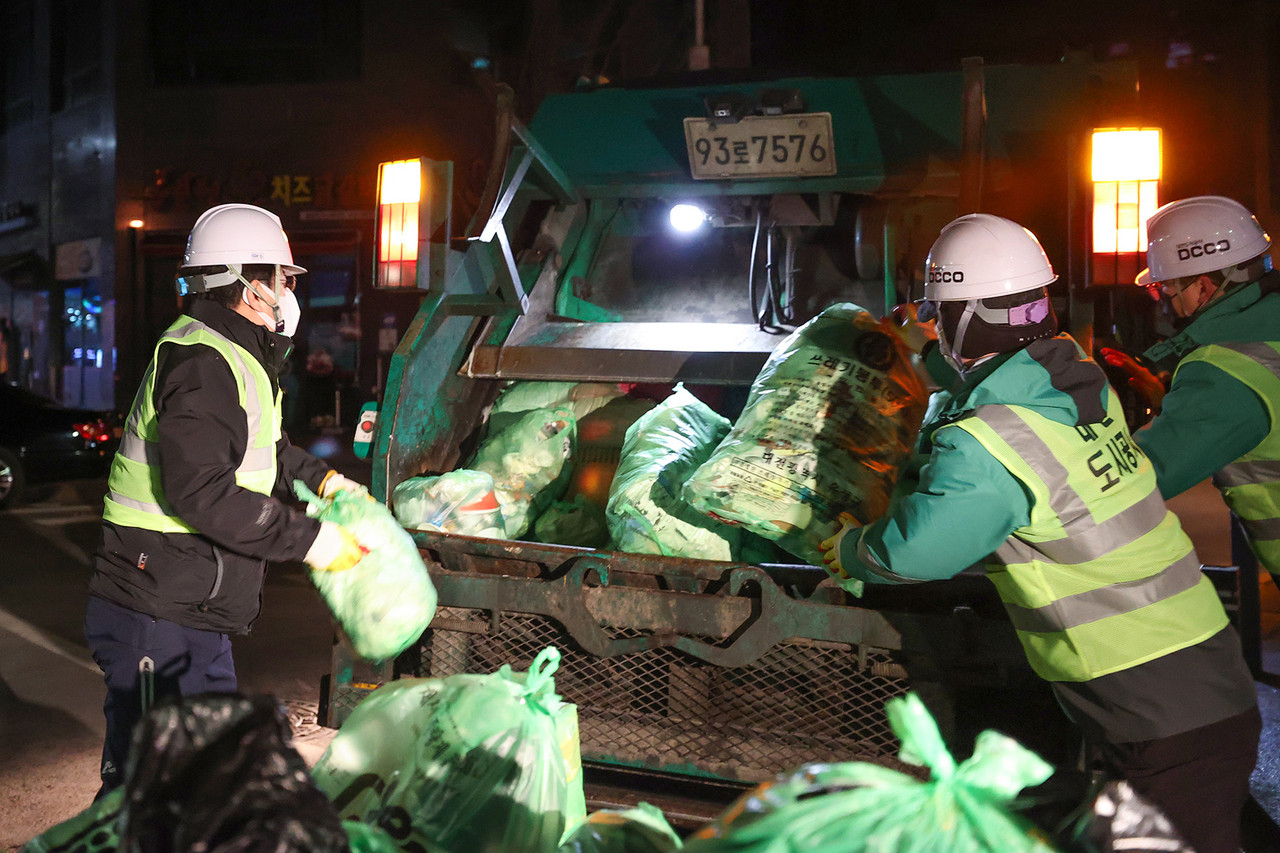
[
  {"x1": 557, "y1": 802, "x2": 683, "y2": 853},
  {"x1": 488, "y1": 381, "x2": 626, "y2": 436},
  {"x1": 606, "y1": 385, "x2": 761, "y2": 561},
  {"x1": 473, "y1": 406, "x2": 578, "y2": 538},
  {"x1": 682, "y1": 303, "x2": 927, "y2": 575},
  {"x1": 313, "y1": 646, "x2": 587, "y2": 853},
  {"x1": 392, "y1": 469, "x2": 505, "y2": 538},
  {"x1": 20, "y1": 787, "x2": 123, "y2": 853},
  {"x1": 296, "y1": 482, "x2": 437, "y2": 661},
  {"x1": 534, "y1": 494, "x2": 611, "y2": 549},
  {"x1": 682, "y1": 692, "x2": 1057, "y2": 853}
]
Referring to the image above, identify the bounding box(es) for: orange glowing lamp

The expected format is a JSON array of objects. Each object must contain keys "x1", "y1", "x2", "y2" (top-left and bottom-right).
[
  {"x1": 376, "y1": 158, "x2": 422, "y2": 288},
  {"x1": 1090, "y1": 128, "x2": 1160, "y2": 284}
]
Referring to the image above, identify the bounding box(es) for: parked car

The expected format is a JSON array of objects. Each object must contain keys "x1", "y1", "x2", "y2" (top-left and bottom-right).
[{"x1": 0, "y1": 382, "x2": 120, "y2": 508}]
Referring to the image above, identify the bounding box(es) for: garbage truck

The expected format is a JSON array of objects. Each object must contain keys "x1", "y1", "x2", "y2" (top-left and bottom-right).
[{"x1": 322, "y1": 57, "x2": 1231, "y2": 820}]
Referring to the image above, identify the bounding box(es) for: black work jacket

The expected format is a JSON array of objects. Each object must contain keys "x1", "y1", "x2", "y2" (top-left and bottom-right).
[{"x1": 89, "y1": 299, "x2": 329, "y2": 633}]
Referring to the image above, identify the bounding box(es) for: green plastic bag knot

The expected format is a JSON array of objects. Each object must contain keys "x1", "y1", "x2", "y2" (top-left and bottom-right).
[{"x1": 524, "y1": 646, "x2": 562, "y2": 701}]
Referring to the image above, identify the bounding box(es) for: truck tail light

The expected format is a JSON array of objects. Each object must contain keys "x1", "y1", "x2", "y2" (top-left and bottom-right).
[
  {"x1": 1091, "y1": 128, "x2": 1161, "y2": 284},
  {"x1": 376, "y1": 158, "x2": 422, "y2": 288}
]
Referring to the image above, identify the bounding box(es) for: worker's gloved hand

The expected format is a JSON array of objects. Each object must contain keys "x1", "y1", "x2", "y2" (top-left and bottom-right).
[
  {"x1": 1099, "y1": 347, "x2": 1167, "y2": 410},
  {"x1": 817, "y1": 512, "x2": 861, "y2": 580},
  {"x1": 888, "y1": 303, "x2": 938, "y2": 355},
  {"x1": 304, "y1": 521, "x2": 367, "y2": 572},
  {"x1": 320, "y1": 471, "x2": 374, "y2": 501}
]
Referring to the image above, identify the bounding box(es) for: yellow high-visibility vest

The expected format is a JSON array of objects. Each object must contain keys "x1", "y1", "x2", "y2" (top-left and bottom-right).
[
  {"x1": 103, "y1": 315, "x2": 280, "y2": 533},
  {"x1": 1181, "y1": 341, "x2": 1280, "y2": 575},
  {"x1": 946, "y1": 389, "x2": 1227, "y2": 682}
]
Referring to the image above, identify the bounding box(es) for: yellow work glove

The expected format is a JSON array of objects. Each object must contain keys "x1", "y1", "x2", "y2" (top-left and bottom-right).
[
  {"x1": 817, "y1": 512, "x2": 861, "y2": 580},
  {"x1": 304, "y1": 521, "x2": 366, "y2": 572},
  {"x1": 319, "y1": 470, "x2": 374, "y2": 501}
]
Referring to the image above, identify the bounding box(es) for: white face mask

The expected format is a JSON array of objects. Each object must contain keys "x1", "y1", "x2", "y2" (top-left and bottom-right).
[
  {"x1": 278, "y1": 286, "x2": 301, "y2": 337},
  {"x1": 242, "y1": 269, "x2": 300, "y2": 337}
]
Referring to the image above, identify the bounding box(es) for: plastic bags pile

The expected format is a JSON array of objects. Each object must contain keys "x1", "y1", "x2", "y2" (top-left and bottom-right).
[
  {"x1": 313, "y1": 646, "x2": 586, "y2": 853},
  {"x1": 297, "y1": 481, "x2": 438, "y2": 661},
  {"x1": 682, "y1": 692, "x2": 1058, "y2": 853},
  {"x1": 22, "y1": 694, "x2": 377, "y2": 853},
  {"x1": 392, "y1": 469, "x2": 505, "y2": 537},
  {"x1": 683, "y1": 303, "x2": 927, "y2": 569},
  {"x1": 473, "y1": 406, "x2": 578, "y2": 538}
]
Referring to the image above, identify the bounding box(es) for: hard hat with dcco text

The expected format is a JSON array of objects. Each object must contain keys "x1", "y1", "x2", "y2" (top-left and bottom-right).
[
  {"x1": 1136, "y1": 195, "x2": 1270, "y2": 286},
  {"x1": 923, "y1": 213, "x2": 1058, "y2": 302}
]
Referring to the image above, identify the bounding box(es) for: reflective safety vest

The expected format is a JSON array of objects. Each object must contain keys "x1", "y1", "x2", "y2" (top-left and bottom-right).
[
  {"x1": 1181, "y1": 341, "x2": 1280, "y2": 575},
  {"x1": 944, "y1": 390, "x2": 1227, "y2": 682},
  {"x1": 103, "y1": 316, "x2": 281, "y2": 533}
]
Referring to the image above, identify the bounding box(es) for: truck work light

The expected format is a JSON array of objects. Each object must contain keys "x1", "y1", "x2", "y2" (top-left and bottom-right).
[
  {"x1": 1090, "y1": 128, "x2": 1160, "y2": 285},
  {"x1": 669, "y1": 202, "x2": 708, "y2": 233},
  {"x1": 376, "y1": 158, "x2": 422, "y2": 288}
]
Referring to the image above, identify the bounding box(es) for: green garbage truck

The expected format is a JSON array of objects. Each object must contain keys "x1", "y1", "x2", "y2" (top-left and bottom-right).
[{"x1": 323, "y1": 56, "x2": 1235, "y2": 819}]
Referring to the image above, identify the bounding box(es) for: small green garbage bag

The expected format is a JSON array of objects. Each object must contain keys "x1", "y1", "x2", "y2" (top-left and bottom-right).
[
  {"x1": 682, "y1": 303, "x2": 927, "y2": 576},
  {"x1": 682, "y1": 692, "x2": 1057, "y2": 853},
  {"x1": 296, "y1": 482, "x2": 437, "y2": 661},
  {"x1": 487, "y1": 381, "x2": 626, "y2": 436},
  {"x1": 312, "y1": 646, "x2": 587, "y2": 853},
  {"x1": 392, "y1": 469, "x2": 505, "y2": 538},
  {"x1": 606, "y1": 385, "x2": 761, "y2": 561},
  {"x1": 20, "y1": 788, "x2": 124, "y2": 853},
  {"x1": 557, "y1": 802, "x2": 683, "y2": 853},
  {"x1": 473, "y1": 406, "x2": 578, "y2": 538}
]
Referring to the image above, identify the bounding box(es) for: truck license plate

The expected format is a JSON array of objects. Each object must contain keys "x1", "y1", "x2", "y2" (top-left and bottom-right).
[{"x1": 683, "y1": 112, "x2": 836, "y2": 180}]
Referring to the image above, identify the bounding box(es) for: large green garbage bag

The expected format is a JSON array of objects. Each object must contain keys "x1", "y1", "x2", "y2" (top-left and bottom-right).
[
  {"x1": 392, "y1": 469, "x2": 505, "y2": 538},
  {"x1": 557, "y1": 802, "x2": 683, "y2": 853},
  {"x1": 313, "y1": 646, "x2": 587, "y2": 853},
  {"x1": 682, "y1": 303, "x2": 927, "y2": 572},
  {"x1": 20, "y1": 788, "x2": 123, "y2": 852},
  {"x1": 296, "y1": 482, "x2": 437, "y2": 661},
  {"x1": 682, "y1": 692, "x2": 1057, "y2": 853},
  {"x1": 472, "y1": 406, "x2": 578, "y2": 538},
  {"x1": 606, "y1": 385, "x2": 759, "y2": 561}
]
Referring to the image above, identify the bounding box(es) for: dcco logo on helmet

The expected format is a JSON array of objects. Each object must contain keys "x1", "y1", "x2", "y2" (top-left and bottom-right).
[
  {"x1": 929, "y1": 267, "x2": 965, "y2": 283},
  {"x1": 1175, "y1": 239, "x2": 1230, "y2": 262}
]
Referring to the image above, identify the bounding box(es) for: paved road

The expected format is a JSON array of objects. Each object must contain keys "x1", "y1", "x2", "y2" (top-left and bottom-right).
[{"x1": 1, "y1": 475, "x2": 1277, "y2": 850}]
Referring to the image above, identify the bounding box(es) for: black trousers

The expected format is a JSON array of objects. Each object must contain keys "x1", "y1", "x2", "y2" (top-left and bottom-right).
[
  {"x1": 83, "y1": 595, "x2": 237, "y2": 798},
  {"x1": 1093, "y1": 706, "x2": 1262, "y2": 853}
]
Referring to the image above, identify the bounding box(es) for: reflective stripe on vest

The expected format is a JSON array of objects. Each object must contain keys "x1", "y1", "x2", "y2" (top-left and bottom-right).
[
  {"x1": 1182, "y1": 341, "x2": 1280, "y2": 574},
  {"x1": 103, "y1": 316, "x2": 280, "y2": 533},
  {"x1": 947, "y1": 395, "x2": 1226, "y2": 682}
]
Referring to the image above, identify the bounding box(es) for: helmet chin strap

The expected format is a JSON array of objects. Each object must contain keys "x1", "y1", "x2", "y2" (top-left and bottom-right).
[{"x1": 940, "y1": 300, "x2": 978, "y2": 375}]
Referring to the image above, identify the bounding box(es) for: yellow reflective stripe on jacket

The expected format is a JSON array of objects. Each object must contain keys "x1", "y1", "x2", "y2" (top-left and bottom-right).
[
  {"x1": 946, "y1": 395, "x2": 1226, "y2": 682},
  {"x1": 103, "y1": 316, "x2": 280, "y2": 532},
  {"x1": 1182, "y1": 341, "x2": 1280, "y2": 572}
]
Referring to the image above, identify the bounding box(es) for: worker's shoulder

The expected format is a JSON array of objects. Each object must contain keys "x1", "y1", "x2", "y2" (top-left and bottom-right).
[{"x1": 155, "y1": 336, "x2": 238, "y2": 386}]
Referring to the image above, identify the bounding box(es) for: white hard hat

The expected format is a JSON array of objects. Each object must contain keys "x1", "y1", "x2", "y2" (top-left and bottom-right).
[
  {"x1": 923, "y1": 213, "x2": 1058, "y2": 301},
  {"x1": 1138, "y1": 195, "x2": 1270, "y2": 284},
  {"x1": 179, "y1": 203, "x2": 306, "y2": 289}
]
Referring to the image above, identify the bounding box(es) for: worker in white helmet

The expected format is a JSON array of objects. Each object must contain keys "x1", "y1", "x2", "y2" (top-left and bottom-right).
[
  {"x1": 818, "y1": 213, "x2": 1259, "y2": 853},
  {"x1": 1114, "y1": 195, "x2": 1280, "y2": 598},
  {"x1": 84, "y1": 203, "x2": 368, "y2": 798}
]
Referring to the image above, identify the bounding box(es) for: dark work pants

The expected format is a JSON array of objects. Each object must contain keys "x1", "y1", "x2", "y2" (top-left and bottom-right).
[
  {"x1": 1092, "y1": 705, "x2": 1262, "y2": 853},
  {"x1": 84, "y1": 595, "x2": 237, "y2": 798}
]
